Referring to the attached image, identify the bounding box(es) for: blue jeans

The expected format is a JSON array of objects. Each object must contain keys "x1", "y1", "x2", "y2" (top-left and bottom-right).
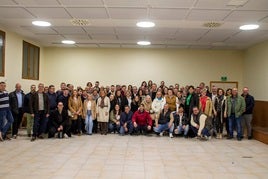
[
  {"x1": 120, "y1": 121, "x2": 133, "y2": 135},
  {"x1": 85, "y1": 110, "x2": 93, "y2": 134},
  {"x1": 154, "y1": 123, "x2": 174, "y2": 134},
  {"x1": 109, "y1": 122, "x2": 120, "y2": 133},
  {"x1": 191, "y1": 126, "x2": 211, "y2": 137},
  {"x1": 229, "y1": 114, "x2": 242, "y2": 138},
  {"x1": 33, "y1": 111, "x2": 48, "y2": 137},
  {"x1": 0, "y1": 109, "x2": 14, "y2": 136},
  {"x1": 175, "y1": 125, "x2": 189, "y2": 136}
]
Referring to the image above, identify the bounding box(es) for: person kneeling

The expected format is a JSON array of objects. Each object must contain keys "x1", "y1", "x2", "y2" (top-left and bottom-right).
[
  {"x1": 48, "y1": 102, "x2": 69, "y2": 139},
  {"x1": 173, "y1": 104, "x2": 189, "y2": 138},
  {"x1": 132, "y1": 104, "x2": 152, "y2": 135},
  {"x1": 153, "y1": 104, "x2": 174, "y2": 138},
  {"x1": 120, "y1": 105, "x2": 134, "y2": 135},
  {"x1": 190, "y1": 106, "x2": 212, "y2": 140}
]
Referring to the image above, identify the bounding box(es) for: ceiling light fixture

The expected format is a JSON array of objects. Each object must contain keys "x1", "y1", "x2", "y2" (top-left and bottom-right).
[
  {"x1": 62, "y1": 40, "x2": 76, "y2": 45},
  {"x1": 137, "y1": 41, "x2": 151, "y2": 46},
  {"x1": 239, "y1": 24, "x2": 259, "y2": 30},
  {"x1": 136, "y1": 21, "x2": 155, "y2": 28},
  {"x1": 32, "y1": 21, "x2": 51, "y2": 27}
]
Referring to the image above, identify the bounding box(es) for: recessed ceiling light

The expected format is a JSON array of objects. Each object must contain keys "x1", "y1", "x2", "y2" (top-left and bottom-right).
[
  {"x1": 62, "y1": 40, "x2": 76, "y2": 45},
  {"x1": 136, "y1": 21, "x2": 155, "y2": 28},
  {"x1": 137, "y1": 41, "x2": 151, "y2": 46},
  {"x1": 239, "y1": 24, "x2": 259, "y2": 30},
  {"x1": 32, "y1": 21, "x2": 51, "y2": 27}
]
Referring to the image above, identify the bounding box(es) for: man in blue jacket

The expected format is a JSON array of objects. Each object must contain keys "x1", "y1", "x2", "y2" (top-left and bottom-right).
[{"x1": 120, "y1": 105, "x2": 133, "y2": 135}]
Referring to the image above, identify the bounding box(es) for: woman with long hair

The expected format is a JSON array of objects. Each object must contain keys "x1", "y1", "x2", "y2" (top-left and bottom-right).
[{"x1": 68, "y1": 89, "x2": 83, "y2": 135}]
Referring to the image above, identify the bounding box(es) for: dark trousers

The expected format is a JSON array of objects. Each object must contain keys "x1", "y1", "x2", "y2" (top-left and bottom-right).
[
  {"x1": 81, "y1": 118, "x2": 86, "y2": 133},
  {"x1": 12, "y1": 108, "x2": 23, "y2": 136},
  {"x1": 33, "y1": 110, "x2": 48, "y2": 137},
  {"x1": 215, "y1": 111, "x2": 224, "y2": 134},
  {"x1": 93, "y1": 119, "x2": 98, "y2": 133},
  {"x1": 99, "y1": 122, "x2": 108, "y2": 134},
  {"x1": 48, "y1": 124, "x2": 69, "y2": 138},
  {"x1": 134, "y1": 125, "x2": 149, "y2": 135},
  {"x1": 71, "y1": 116, "x2": 82, "y2": 134},
  {"x1": 191, "y1": 125, "x2": 211, "y2": 137}
]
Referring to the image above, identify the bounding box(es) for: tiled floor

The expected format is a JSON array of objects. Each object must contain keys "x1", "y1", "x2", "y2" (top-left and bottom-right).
[{"x1": 0, "y1": 132, "x2": 268, "y2": 179}]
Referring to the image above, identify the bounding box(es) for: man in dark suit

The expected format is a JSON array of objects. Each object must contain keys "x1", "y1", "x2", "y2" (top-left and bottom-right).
[
  {"x1": 29, "y1": 83, "x2": 50, "y2": 141},
  {"x1": 9, "y1": 83, "x2": 25, "y2": 139}
]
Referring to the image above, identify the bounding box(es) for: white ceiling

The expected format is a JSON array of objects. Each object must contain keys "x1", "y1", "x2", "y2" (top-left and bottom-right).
[{"x1": 0, "y1": 0, "x2": 268, "y2": 49}]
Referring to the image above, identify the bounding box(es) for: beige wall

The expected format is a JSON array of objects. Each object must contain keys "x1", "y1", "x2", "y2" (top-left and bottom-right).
[
  {"x1": 0, "y1": 26, "x2": 44, "y2": 93},
  {"x1": 244, "y1": 41, "x2": 268, "y2": 101},
  {"x1": 0, "y1": 27, "x2": 246, "y2": 93},
  {"x1": 43, "y1": 47, "x2": 244, "y2": 90}
]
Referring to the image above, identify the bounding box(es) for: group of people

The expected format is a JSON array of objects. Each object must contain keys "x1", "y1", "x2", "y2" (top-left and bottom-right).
[{"x1": 0, "y1": 80, "x2": 254, "y2": 142}]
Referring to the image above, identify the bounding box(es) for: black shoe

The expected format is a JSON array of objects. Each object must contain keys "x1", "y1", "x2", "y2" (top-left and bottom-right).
[
  {"x1": 38, "y1": 135, "x2": 44, "y2": 139},
  {"x1": 27, "y1": 134, "x2": 31, "y2": 137},
  {"x1": 31, "y1": 137, "x2": 36, "y2": 142},
  {"x1": 4, "y1": 135, "x2": 11, "y2": 141},
  {"x1": 237, "y1": 137, "x2": 242, "y2": 141},
  {"x1": 183, "y1": 135, "x2": 188, "y2": 138},
  {"x1": 248, "y1": 136, "x2": 252, "y2": 140},
  {"x1": 227, "y1": 136, "x2": 233, "y2": 140}
]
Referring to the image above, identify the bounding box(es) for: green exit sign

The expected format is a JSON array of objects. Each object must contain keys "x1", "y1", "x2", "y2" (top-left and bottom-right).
[{"x1": 221, "y1": 76, "x2": 227, "y2": 81}]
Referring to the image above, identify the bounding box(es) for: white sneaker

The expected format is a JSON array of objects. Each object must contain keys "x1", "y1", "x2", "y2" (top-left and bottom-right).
[
  {"x1": 159, "y1": 132, "x2": 163, "y2": 136},
  {"x1": 64, "y1": 134, "x2": 69, "y2": 138},
  {"x1": 169, "y1": 133, "x2": 173, "y2": 138}
]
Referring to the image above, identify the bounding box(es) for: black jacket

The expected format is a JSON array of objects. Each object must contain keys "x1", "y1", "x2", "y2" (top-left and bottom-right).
[
  {"x1": 241, "y1": 94, "x2": 255, "y2": 114},
  {"x1": 49, "y1": 109, "x2": 68, "y2": 128},
  {"x1": 173, "y1": 112, "x2": 189, "y2": 126},
  {"x1": 9, "y1": 90, "x2": 25, "y2": 114},
  {"x1": 23, "y1": 92, "x2": 34, "y2": 113},
  {"x1": 29, "y1": 92, "x2": 50, "y2": 114},
  {"x1": 158, "y1": 109, "x2": 172, "y2": 124},
  {"x1": 185, "y1": 93, "x2": 199, "y2": 117}
]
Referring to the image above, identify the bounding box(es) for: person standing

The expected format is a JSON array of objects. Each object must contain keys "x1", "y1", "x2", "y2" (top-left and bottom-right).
[
  {"x1": 227, "y1": 88, "x2": 246, "y2": 141},
  {"x1": 0, "y1": 82, "x2": 14, "y2": 141},
  {"x1": 24, "y1": 84, "x2": 36, "y2": 137},
  {"x1": 96, "y1": 90, "x2": 110, "y2": 135},
  {"x1": 213, "y1": 88, "x2": 227, "y2": 139},
  {"x1": 30, "y1": 83, "x2": 50, "y2": 141},
  {"x1": 185, "y1": 86, "x2": 199, "y2": 118},
  {"x1": 241, "y1": 87, "x2": 255, "y2": 140},
  {"x1": 68, "y1": 89, "x2": 83, "y2": 135},
  {"x1": 9, "y1": 83, "x2": 25, "y2": 139},
  {"x1": 83, "y1": 93, "x2": 96, "y2": 135}
]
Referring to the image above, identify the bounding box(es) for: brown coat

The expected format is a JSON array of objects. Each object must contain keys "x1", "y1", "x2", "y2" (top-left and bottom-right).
[
  {"x1": 83, "y1": 99, "x2": 97, "y2": 120},
  {"x1": 165, "y1": 95, "x2": 177, "y2": 111},
  {"x1": 68, "y1": 96, "x2": 83, "y2": 120},
  {"x1": 199, "y1": 97, "x2": 213, "y2": 117}
]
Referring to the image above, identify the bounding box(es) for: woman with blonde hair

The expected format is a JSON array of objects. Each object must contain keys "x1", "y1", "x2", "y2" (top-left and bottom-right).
[
  {"x1": 142, "y1": 95, "x2": 155, "y2": 121},
  {"x1": 68, "y1": 89, "x2": 83, "y2": 135},
  {"x1": 83, "y1": 93, "x2": 97, "y2": 135},
  {"x1": 199, "y1": 89, "x2": 213, "y2": 117}
]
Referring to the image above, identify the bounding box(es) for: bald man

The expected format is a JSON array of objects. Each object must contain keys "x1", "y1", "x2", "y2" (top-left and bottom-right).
[
  {"x1": 9, "y1": 83, "x2": 25, "y2": 139},
  {"x1": 241, "y1": 87, "x2": 255, "y2": 140}
]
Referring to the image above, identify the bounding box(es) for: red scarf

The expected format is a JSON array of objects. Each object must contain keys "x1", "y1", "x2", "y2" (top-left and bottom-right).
[{"x1": 200, "y1": 96, "x2": 207, "y2": 112}]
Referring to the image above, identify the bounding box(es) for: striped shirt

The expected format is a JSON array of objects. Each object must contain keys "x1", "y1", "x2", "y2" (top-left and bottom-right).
[{"x1": 0, "y1": 91, "x2": 10, "y2": 110}]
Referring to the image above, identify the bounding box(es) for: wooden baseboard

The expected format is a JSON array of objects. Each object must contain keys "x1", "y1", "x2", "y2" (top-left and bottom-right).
[{"x1": 253, "y1": 127, "x2": 268, "y2": 144}]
